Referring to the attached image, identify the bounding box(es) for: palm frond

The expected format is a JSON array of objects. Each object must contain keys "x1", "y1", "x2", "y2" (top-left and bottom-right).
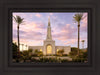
[
  {"x1": 13, "y1": 16, "x2": 17, "y2": 23},
  {"x1": 13, "y1": 15, "x2": 24, "y2": 25},
  {"x1": 73, "y1": 13, "x2": 83, "y2": 23}
]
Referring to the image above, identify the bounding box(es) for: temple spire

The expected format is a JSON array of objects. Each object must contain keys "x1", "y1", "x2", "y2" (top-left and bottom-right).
[
  {"x1": 46, "y1": 17, "x2": 52, "y2": 40},
  {"x1": 48, "y1": 16, "x2": 50, "y2": 26}
]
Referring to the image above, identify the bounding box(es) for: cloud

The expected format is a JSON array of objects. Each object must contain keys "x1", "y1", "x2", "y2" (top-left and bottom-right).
[
  {"x1": 80, "y1": 13, "x2": 88, "y2": 32},
  {"x1": 35, "y1": 13, "x2": 42, "y2": 18},
  {"x1": 13, "y1": 12, "x2": 87, "y2": 48},
  {"x1": 64, "y1": 39, "x2": 77, "y2": 45},
  {"x1": 52, "y1": 16, "x2": 58, "y2": 20},
  {"x1": 52, "y1": 23, "x2": 77, "y2": 41},
  {"x1": 52, "y1": 20, "x2": 87, "y2": 47},
  {"x1": 13, "y1": 13, "x2": 34, "y2": 22},
  {"x1": 13, "y1": 39, "x2": 43, "y2": 46},
  {"x1": 13, "y1": 21, "x2": 46, "y2": 43},
  {"x1": 50, "y1": 13, "x2": 53, "y2": 15},
  {"x1": 19, "y1": 21, "x2": 46, "y2": 33}
]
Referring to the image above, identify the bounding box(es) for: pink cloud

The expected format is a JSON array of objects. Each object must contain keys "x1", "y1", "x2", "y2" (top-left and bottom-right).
[
  {"x1": 50, "y1": 13, "x2": 53, "y2": 15},
  {"x1": 52, "y1": 20, "x2": 87, "y2": 46},
  {"x1": 52, "y1": 23, "x2": 77, "y2": 41},
  {"x1": 64, "y1": 39, "x2": 77, "y2": 45},
  {"x1": 53, "y1": 16, "x2": 57, "y2": 19},
  {"x1": 35, "y1": 13, "x2": 42, "y2": 18},
  {"x1": 13, "y1": 13, "x2": 34, "y2": 21},
  {"x1": 80, "y1": 13, "x2": 88, "y2": 32},
  {"x1": 13, "y1": 39, "x2": 43, "y2": 46},
  {"x1": 13, "y1": 21, "x2": 46, "y2": 45},
  {"x1": 18, "y1": 21, "x2": 46, "y2": 33},
  {"x1": 82, "y1": 13, "x2": 87, "y2": 26}
]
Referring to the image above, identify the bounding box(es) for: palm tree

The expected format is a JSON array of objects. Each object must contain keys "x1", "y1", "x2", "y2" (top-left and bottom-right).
[
  {"x1": 73, "y1": 13, "x2": 83, "y2": 56},
  {"x1": 13, "y1": 15, "x2": 24, "y2": 57},
  {"x1": 26, "y1": 45, "x2": 27, "y2": 50},
  {"x1": 81, "y1": 40, "x2": 85, "y2": 49}
]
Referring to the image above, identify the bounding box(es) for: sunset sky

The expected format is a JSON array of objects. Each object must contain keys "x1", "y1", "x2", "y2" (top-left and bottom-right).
[{"x1": 13, "y1": 12, "x2": 87, "y2": 49}]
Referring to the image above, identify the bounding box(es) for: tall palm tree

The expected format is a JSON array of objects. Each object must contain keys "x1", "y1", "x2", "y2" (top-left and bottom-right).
[
  {"x1": 13, "y1": 15, "x2": 24, "y2": 57},
  {"x1": 73, "y1": 13, "x2": 83, "y2": 56}
]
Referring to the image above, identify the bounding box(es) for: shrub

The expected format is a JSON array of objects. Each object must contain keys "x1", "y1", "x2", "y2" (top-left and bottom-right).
[
  {"x1": 62, "y1": 54, "x2": 68, "y2": 56},
  {"x1": 72, "y1": 57, "x2": 87, "y2": 62},
  {"x1": 69, "y1": 47, "x2": 78, "y2": 56},
  {"x1": 57, "y1": 49, "x2": 64, "y2": 56},
  {"x1": 61, "y1": 59, "x2": 69, "y2": 62},
  {"x1": 28, "y1": 49, "x2": 33, "y2": 52},
  {"x1": 31, "y1": 58, "x2": 39, "y2": 62}
]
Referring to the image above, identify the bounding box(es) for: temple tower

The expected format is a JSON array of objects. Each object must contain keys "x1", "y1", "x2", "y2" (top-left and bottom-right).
[{"x1": 43, "y1": 17, "x2": 55, "y2": 55}]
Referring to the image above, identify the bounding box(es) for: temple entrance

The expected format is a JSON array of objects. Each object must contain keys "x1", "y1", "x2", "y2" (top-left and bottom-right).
[{"x1": 47, "y1": 45, "x2": 52, "y2": 55}]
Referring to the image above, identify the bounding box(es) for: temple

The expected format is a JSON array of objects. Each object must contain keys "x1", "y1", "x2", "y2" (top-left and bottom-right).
[{"x1": 29, "y1": 17, "x2": 71, "y2": 55}]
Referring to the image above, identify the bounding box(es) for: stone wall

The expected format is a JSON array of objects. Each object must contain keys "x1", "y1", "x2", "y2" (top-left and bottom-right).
[
  {"x1": 29, "y1": 45, "x2": 71, "y2": 55},
  {"x1": 29, "y1": 46, "x2": 43, "y2": 54},
  {"x1": 55, "y1": 46, "x2": 71, "y2": 54}
]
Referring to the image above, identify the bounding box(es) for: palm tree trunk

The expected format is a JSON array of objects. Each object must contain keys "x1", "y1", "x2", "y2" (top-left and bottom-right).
[
  {"x1": 78, "y1": 24, "x2": 80, "y2": 56},
  {"x1": 22, "y1": 44, "x2": 24, "y2": 51},
  {"x1": 83, "y1": 42, "x2": 84, "y2": 49},
  {"x1": 17, "y1": 25, "x2": 20, "y2": 57}
]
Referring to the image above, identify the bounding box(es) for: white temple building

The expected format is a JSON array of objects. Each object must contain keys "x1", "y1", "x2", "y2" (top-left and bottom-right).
[{"x1": 29, "y1": 17, "x2": 71, "y2": 55}]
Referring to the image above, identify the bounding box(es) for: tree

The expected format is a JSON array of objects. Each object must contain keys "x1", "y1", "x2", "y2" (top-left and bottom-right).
[
  {"x1": 12, "y1": 42, "x2": 18, "y2": 59},
  {"x1": 58, "y1": 49, "x2": 64, "y2": 56},
  {"x1": 73, "y1": 13, "x2": 83, "y2": 56},
  {"x1": 28, "y1": 49, "x2": 33, "y2": 56},
  {"x1": 28, "y1": 49, "x2": 33, "y2": 53},
  {"x1": 33, "y1": 49, "x2": 43, "y2": 56},
  {"x1": 69, "y1": 47, "x2": 78, "y2": 57},
  {"x1": 37, "y1": 51, "x2": 43, "y2": 56},
  {"x1": 34, "y1": 49, "x2": 38, "y2": 54},
  {"x1": 22, "y1": 50, "x2": 29, "y2": 56},
  {"x1": 21, "y1": 50, "x2": 30, "y2": 60},
  {"x1": 13, "y1": 15, "x2": 24, "y2": 57}
]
